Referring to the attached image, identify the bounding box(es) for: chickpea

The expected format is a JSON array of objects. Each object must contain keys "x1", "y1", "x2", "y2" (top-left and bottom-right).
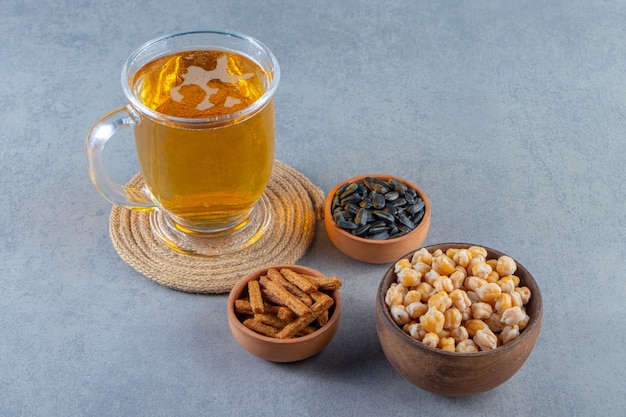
[
  {"x1": 420, "y1": 307, "x2": 445, "y2": 334},
  {"x1": 471, "y1": 302, "x2": 493, "y2": 320},
  {"x1": 428, "y1": 291, "x2": 452, "y2": 313},
  {"x1": 423, "y1": 269, "x2": 440, "y2": 285},
  {"x1": 461, "y1": 306, "x2": 472, "y2": 322},
  {"x1": 411, "y1": 248, "x2": 432, "y2": 265},
  {"x1": 476, "y1": 282, "x2": 502, "y2": 304},
  {"x1": 510, "y1": 290, "x2": 524, "y2": 308},
  {"x1": 515, "y1": 286, "x2": 532, "y2": 305},
  {"x1": 495, "y1": 293, "x2": 512, "y2": 314},
  {"x1": 437, "y1": 328, "x2": 451, "y2": 339},
  {"x1": 397, "y1": 268, "x2": 421, "y2": 287},
  {"x1": 439, "y1": 337, "x2": 456, "y2": 352},
  {"x1": 465, "y1": 319, "x2": 489, "y2": 337},
  {"x1": 497, "y1": 276, "x2": 516, "y2": 294},
  {"x1": 445, "y1": 247, "x2": 459, "y2": 259},
  {"x1": 517, "y1": 313, "x2": 531, "y2": 331},
  {"x1": 505, "y1": 274, "x2": 521, "y2": 287},
  {"x1": 486, "y1": 271, "x2": 500, "y2": 283},
  {"x1": 501, "y1": 306, "x2": 526, "y2": 326},
  {"x1": 471, "y1": 261, "x2": 493, "y2": 280},
  {"x1": 406, "y1": 301, "x2": 428, "y2": 319},
  {"x1": 394, "y1": 258, "x2": 412, "y2": 273},
  {"x1": 485, "y1": 312, "x2": 505, "y2": 333},
  {"x1": 474, "y1": 328, "x2": 498, "y2": 351},
  {"x1": 468, "y1": 246, "x2": 488, "y2": 258},
  {"x1": 449, "y1": 270, "x2": 466, "y2": 290},
  {"x1": 465, "y1": 276, "x2": 487, "y2": 292},
  {"x1": 450, "y1": 325, "x2": 469, "y2": 343},
  {"x1": 452, "y1": 249, "x2": 471, "y2": 268},
  {"x1": 466, "y1": 290, "x2": 481, "y2": 305},
  {"x1": 422, "y1": 332, "x2": 439, "y2": 348},
  {"x1": 390, "y1": 304, "x2": 410, "y2": 326},
  {"x1": 444, "y1": 307, "x2": 463, "y2": 330},
  {"x1": 433, "y1": 275, "x2": 454, "y2": 293},
  {"x1": 405, "y1": 322, "x2": 426, "y2": 341},
  {"x1": 466, "y1": 257, "x2": 486, "y2": 277},
  {"x1": 500, "y1": 324, "x2": 520, "y2": 345},
  {"x1": 432, "y1": 254, "x2": 456, "y2": 276},
  {"x1": 412, "y1": 261, "x2": 431, "y2": 276},
  {"x1": 496, "y1": 255, "x2": 517, "y2": 277},
  {"x1": 385, "y1": 283, "x2": 407, "y2": 307},
  {"x1": 415, "y1": 282, "x2": 434, "y2": 302},
  {"x1": 454, "y1": 265, "x2": 468, "y2": 279},
  {"x1": 403, "y1": 290, "x2": 422, "y2": 305},
  {"x1": 486, "y1": 258, "x2": 498, "y2": 271},
  {"x1": 450, "y1": 289, "x2": 471, "y2": 311},
  {"x1": 456, "y1": 339, "x2": 479, "y2": 353}
]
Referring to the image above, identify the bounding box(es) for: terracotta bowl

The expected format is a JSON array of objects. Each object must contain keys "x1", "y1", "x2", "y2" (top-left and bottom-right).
[
  {"x1": 375, "y1": 243, "x2": 543, "y2": 396},
  {"x1": 324, "y1": 175, "x2": 431, "y2": 264},
  {"x1": 227, "y1": 264, "x2": 341, "y2": 362}
]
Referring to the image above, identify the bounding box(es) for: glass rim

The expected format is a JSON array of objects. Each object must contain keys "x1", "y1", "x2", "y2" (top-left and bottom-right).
[{"x1": 121, "y1": 30, "x2": 280, "y2": 125}]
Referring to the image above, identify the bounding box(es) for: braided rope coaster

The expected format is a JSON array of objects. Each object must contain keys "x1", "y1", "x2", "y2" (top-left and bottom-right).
[{"x1": 109, "y1": 160, "x2": 325, "y2": 294}]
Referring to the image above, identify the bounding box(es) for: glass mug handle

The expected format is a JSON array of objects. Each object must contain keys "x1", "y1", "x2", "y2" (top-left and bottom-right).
[{"x1": 85, "y1": 106, "x2": 155, "y2": 211}]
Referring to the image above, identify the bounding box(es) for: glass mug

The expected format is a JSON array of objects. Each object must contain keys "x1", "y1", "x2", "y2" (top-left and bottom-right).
[{"x1": 85, "y1": 31, "x2": 280, "y2": 256}]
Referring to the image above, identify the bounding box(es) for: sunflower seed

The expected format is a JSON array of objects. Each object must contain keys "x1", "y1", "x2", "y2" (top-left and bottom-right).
[
  {"x1": 355, "y1": 208, "x2": 368, "y2": 226},
  {"x1": 339, "y1": 182, "x2": 359, "y2": 199},
  {"x1": 369, "y1": 231, "x2": 390, "y2": 240},
  {"x1": 373, "y1": 210, "x2": 396, "y2": 224},
  {"x1": 337, "y1": 220, "x2": 358, "y2": 230}
]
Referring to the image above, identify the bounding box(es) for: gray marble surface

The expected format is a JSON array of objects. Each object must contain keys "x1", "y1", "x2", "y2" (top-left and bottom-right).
[{"x1": 1, "y1": 1, "x2": 624, "y2": 416}]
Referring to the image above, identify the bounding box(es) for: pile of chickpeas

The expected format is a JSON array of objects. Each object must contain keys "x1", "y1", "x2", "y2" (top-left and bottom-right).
[{"x1": 385, "y1": 246, "x2": 532, "y2": 352}]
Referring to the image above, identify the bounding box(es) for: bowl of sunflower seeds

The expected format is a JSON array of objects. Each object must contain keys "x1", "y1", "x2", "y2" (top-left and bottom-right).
[{"x1": 323, "y1": 174, "x2": 431, "y2": 264}]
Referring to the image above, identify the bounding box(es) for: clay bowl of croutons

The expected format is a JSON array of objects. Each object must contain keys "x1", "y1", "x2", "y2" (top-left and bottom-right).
[
  {"x1": 227, "y1": 264, "x2": 342, "y2": 362},
  {"x1": 375, "y1": 243, "x2": 543, "y2": 396}
]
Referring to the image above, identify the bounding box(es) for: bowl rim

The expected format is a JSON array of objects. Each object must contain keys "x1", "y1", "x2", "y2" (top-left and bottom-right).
[
  {"x1": 377, "y1": 242, "x2": 543, "y2": 357},
  {"x1": 227, "y1": 264, "x2": 341, "y2": 344},
  {"x1": 324, "y1": 174, "x2": 431, "y2": 246}
]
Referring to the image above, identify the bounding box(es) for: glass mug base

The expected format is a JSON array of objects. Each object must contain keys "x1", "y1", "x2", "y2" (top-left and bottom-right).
[{"x1": 148, "y1": 194, "x2": 272, "y2": 256}]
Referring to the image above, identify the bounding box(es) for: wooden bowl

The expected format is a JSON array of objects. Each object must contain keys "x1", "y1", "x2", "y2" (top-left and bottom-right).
[
  {"x1": 227, "y1": 265, "x2": 341, "y2": 362},
  {"x1": 375, "y1": 243, "x2": 543, "y2": 396},
  {"x1": 324, "y1": 175, "x2": 431, "y2": 264}
]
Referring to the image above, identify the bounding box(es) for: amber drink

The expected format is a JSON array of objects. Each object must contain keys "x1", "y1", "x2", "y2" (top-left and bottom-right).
[
  {"x1": 132, "y1": 50, "x2": 275, "y2": 231},
  {"x1": 86, "y1": 31, "x2": 280, "y2": 255}
]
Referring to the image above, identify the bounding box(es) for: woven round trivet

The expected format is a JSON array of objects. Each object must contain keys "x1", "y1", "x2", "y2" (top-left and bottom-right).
[{"x1": 109, "y1": 160, "x2": 325, "y2": 294}]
